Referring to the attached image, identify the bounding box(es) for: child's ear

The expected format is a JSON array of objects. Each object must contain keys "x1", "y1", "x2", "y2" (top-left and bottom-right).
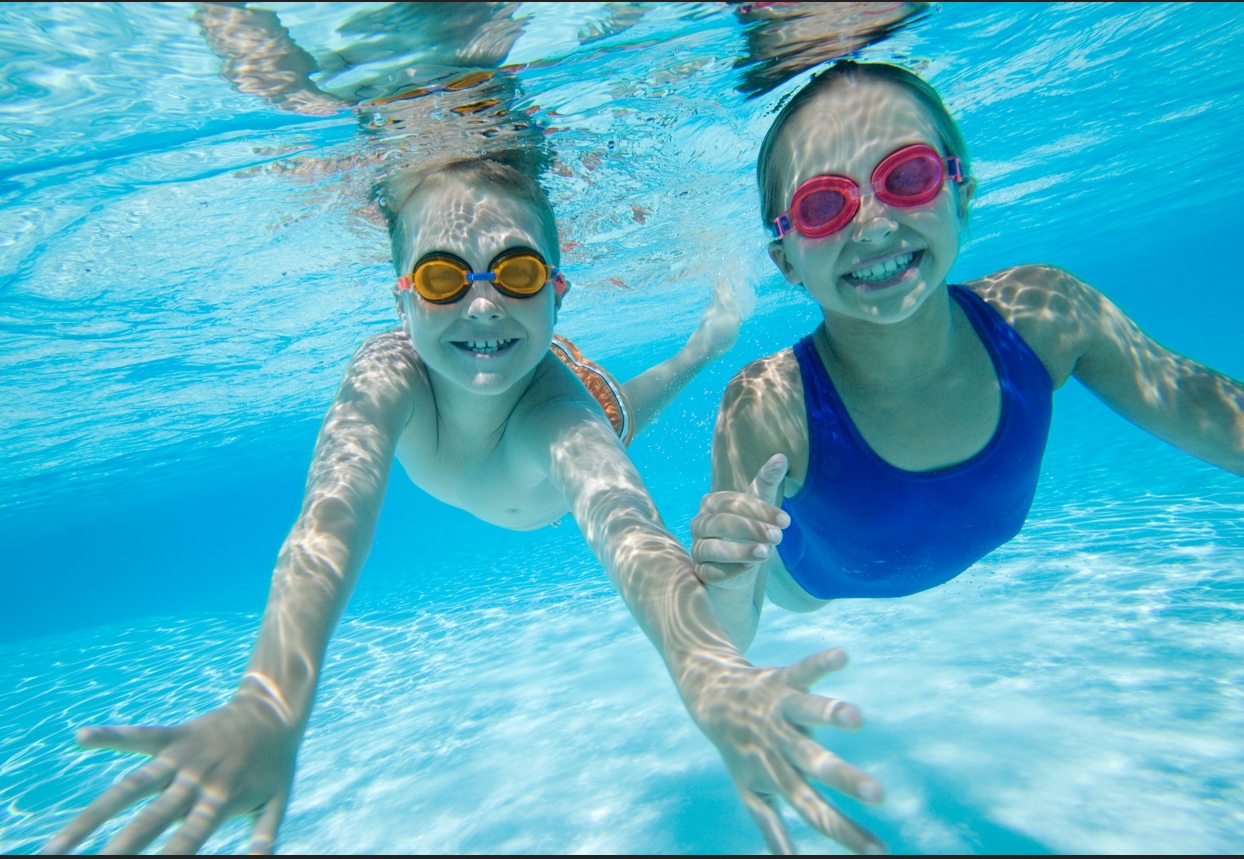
[
  {"x1": 553, "y1": 275, "x2": 570, "y2": 321},
  {"x1": 394, "y1": 289, "x2": 412, "y2": 329},
  {"x1": 767, "y1": 240, "x2": 801, "y2": 285},
  {"x1": 958, "y1": 177, "x2": 976, "y2": 221}
]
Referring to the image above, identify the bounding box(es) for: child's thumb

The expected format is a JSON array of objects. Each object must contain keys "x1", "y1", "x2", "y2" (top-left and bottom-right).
[{"x1": 747, "y1": 453, "x2": 788, "y2": 505}]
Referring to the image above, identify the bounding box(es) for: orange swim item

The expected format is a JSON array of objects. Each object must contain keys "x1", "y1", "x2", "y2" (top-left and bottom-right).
[{"x1": 550, "y1": 335, "x2": 634, "y2": 447}]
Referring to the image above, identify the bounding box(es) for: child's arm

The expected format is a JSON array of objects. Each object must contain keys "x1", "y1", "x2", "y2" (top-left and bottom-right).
[
  {"x1": 529, "y1": 401, "x2": 883, "y2": 855},
  {"x1": 689, "y1": 356, "x2": 809, "y2": 649},
  {"x1": 620, "y1": 278, "x2": 741, "y2": 435},
  {"x1": 976, "y1": 265, "x2": 1244, "y2": 475},
  {"x1": 45, "y1": 331, "x2": 420, "y2": 855}
]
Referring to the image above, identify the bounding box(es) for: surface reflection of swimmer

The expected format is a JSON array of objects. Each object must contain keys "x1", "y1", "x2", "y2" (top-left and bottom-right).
[
  {"x1": 192, "y1": 2, "x2": 546, "y2": 169},
  {"x1": 44, "y1": 157, "x2": 888, "y2": 855},
  {"x1": 733, "y1": 1, "x2": 929, "y2": 98},
  {"x1": 691, "y1": 60, "x2": 1244, "y2": 851}
]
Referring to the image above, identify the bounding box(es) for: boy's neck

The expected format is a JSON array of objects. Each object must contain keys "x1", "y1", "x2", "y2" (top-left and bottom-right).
[
  {"x1": 425, "y1": 363, "x2": 542, "y2": 443},
  {"x1": 815, "y1": 282, "x2": 961, "y2": 389}
]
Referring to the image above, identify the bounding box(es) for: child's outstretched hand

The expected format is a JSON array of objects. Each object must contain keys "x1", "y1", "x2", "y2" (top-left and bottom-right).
[
  {"x1": 684, "y1": 646, "x2": 885, "y2": 855},
  {"x1": 43, "y1": 689, "x2": 301, "y2": 855},
  {"x1": 685, "y1": 275, "x2": 742, "y2": 364}
]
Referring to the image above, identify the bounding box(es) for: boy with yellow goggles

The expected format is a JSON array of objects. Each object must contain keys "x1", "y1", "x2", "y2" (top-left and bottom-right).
[{"x1": 52, "y1": 157, "x2": 828, "y2": 859}]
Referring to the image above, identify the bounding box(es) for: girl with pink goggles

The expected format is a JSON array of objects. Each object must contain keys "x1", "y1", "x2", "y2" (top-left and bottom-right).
[{"x1": 772, "y1": 143, "x2": 965, "y2": 240}]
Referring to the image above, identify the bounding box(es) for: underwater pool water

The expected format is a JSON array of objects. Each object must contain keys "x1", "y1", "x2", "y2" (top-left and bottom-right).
[{"x1": 3, "y1": 1, "x2": 1244, "y2": 853}]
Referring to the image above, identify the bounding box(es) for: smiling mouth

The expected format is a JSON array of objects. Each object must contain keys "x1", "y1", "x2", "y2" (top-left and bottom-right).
[
  {"x1": 453, "y1": 338, "x2": 519, "y2": 356},
  {"x1": 843, "y1": 250, "x2": 922, "y2": 291}
]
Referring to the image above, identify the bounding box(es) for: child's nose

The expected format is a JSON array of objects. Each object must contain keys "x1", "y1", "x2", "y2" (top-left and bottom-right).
[
  {"x1": 463, "y1": 283, "x2": 505, "y2": 320},
  {"x1": 851, "y1": 197, "x2": 898, "y2": 244}
]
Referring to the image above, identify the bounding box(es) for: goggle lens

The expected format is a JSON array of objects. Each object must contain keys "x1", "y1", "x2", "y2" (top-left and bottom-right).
[
  {"x1": 878, "y1": 149, "x2": 943, "y2": 205},
  {"x1": 414, "y1": 259, "x2": 469, "y2": 300},
  {"x1": 796, "y1": 188, "x2": 849, "y2": 229},
  {"x1": 494, "y1": 254, "x2": 547, "y2": 294},
  {"x1": 789, "y1": 175, "x2": 859, "y2": 238}
]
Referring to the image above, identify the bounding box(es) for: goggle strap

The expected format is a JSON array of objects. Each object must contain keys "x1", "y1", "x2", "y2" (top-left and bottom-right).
[
  {"x1": 553, "y1": 269, "x2": 568, "y2": 297},
  {"x1": 397, "y1": 275, "x2": 412, "y2": 291},
  {"x1": 946, "y1": 156, "x2": 964, "y2": 184},
  {"x1": 772, "y1": 213, "x2": 792, "y2": 239}
]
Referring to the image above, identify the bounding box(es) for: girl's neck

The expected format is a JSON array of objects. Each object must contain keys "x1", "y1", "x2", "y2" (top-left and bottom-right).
[{"x1": 816, "y1": 282, "x2": 961, "y2": 389}]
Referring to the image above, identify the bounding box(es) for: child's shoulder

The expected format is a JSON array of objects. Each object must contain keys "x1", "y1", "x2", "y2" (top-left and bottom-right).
[
  {"x1": 340, "y1": 327, "x2": 429, "y2": 409},
  {"x1": 512, "y1": 349, "x2": 618, "y2": 424},
  {"x1": 720, "y1": 347, "x2": 803, "y2": 423},
  {"x1": 965, "y1": 264, "x2": 1087, "y2": 316},
  {"x1": 964, "y1": 265, "x2": 1098, "y2": 388},
  {"x1": 715, "y1": 347, "x2": 811, "y2": 486},
  {"x1": 350, "y1": 327, "x2": 425, "y2": 379}
]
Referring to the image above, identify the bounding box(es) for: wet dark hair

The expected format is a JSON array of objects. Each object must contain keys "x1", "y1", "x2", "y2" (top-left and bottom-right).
[
  {"x1": 378, "y1": 153, "x2": 559, "y2": 273},
  {"x1": 757, "y1": 60, "x2": 971, "y2": 229}
]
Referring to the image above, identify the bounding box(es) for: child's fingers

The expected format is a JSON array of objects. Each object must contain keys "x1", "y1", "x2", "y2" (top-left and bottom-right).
[
  {"x1": 781, "y1": 693, "x2": 863, "y2": 731},
  {"x1": 737, "y1": 789, "x2": 794, "y2": 855},
  {"x1": 161, "y1": 795, "x2": 223, "y2": 855},
  {"x1": 776, "y1": 764, "x2": 886, "y2": 855},
  {"x1": 101, "y1": 775, "x2": 197, "y2": 854},
  {"x1": 784, "y1": 735, "x2": 883, "y2": 805},
  {"x1": 747, "y1": 454, "x2": 789, "y2": 505},
  {"x1": 248, "y1": 790, "x2": 289, "y2": 855},
  {"x1": 43, "y1": 759, "x2": 174, "y2": 854},
  {"x1": 691, "y1": 511, "x2": 783, "y2": 546},
  {"x1": 697, "y1": 491, "x2": 789, "y2": 527},
  {"x1": 695, "y1": 561, "x2": 761, "y2": 586},
  {"x1": 693, "y1": 537, "x2": 771, "y2": 566},
  {"x1": 782, "y1": 648, "x2": 848, "y2": 690},
  {"x1": 77, "y1": 724, "x2": 177, "y2": 756}
]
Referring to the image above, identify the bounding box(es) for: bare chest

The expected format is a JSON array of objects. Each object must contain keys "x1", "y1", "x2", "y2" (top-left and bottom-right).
[{"x1": 393, "y1": 411, "x2": 567, "y2": 531}]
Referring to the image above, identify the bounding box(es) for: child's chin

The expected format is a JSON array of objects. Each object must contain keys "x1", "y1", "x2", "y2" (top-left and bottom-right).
[
  {"x1": 456, "y1": 356, "x2": 541, "y2": 393},
  {"x1": 463, "y1": 370, "x2": 524, "y2": 393}
]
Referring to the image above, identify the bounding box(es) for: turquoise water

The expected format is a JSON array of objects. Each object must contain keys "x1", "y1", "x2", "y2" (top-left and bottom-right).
[{"x1": 3, "y1": 1, "x2": 1244, "y2": 853}]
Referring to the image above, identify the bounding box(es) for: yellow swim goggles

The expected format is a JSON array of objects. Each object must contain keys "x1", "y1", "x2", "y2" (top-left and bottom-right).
[{"x1": 397, "y1": 247, "x2": 567, "y2": 304}]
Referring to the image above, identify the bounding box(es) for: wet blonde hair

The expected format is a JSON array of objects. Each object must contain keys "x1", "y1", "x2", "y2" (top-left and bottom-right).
[
  {"x1": 377, "y1": 154, "x2": 559, "y2": 274},
  {"x1": 757, "y1": 60, "x2": 971, "y2": 228}
]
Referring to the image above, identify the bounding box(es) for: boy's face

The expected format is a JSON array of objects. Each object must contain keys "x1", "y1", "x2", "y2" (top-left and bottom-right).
[
  {"x1": 767, "y1": 80, "x2": 974, "y2": 325},
  {"x1": 395, "y1": 177, "x2": 559, "y2": 395}
]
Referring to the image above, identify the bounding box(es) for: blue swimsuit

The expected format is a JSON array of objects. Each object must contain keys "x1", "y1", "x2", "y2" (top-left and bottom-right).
[{"x1": 776, "y1": 285, "x2": 1053, "y2": 600}]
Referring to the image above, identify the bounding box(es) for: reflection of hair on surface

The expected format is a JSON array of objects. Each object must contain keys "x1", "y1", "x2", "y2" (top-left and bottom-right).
[{"x1": 733, "y1": 1, "x2": 930, "y2": 98}]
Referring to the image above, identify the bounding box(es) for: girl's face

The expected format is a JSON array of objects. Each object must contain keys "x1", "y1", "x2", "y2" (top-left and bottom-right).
[
  {"x1": 396, "y1": 178, "x2": 559, "y2": 395},
  {"x1": 768, "y1": 80, "x2": 974, "y2": 325}
]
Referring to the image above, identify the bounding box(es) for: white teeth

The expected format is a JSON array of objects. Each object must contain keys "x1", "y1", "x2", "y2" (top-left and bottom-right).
[
  {"x1": 461, "y1": 339, "x2": 512, "y2": 354},
  {"x1": 850, "y1": 252, "x2": 916, "y2": 283}
]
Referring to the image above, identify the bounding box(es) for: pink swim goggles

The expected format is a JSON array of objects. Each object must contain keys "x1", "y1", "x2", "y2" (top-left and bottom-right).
[{"x1": 772, "y1": 143, "x2": 965, "y2": 240}]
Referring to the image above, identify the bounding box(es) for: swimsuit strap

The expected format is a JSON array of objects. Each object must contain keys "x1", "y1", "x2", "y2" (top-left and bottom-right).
[{"x1": 551, "y1": 335, "x2": 634, "y2": 446}]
